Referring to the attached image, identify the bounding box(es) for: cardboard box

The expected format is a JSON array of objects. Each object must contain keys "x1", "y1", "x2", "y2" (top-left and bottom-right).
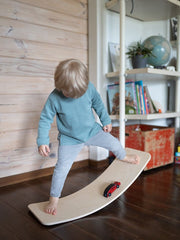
[{"x1": 111, "y1": 124, "x2": 175, "y2": 170}]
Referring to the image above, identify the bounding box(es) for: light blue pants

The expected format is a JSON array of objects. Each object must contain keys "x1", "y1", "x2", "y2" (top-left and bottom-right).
[{"x1": 50, "y1": 130, "x2": 126, "y2": 197}]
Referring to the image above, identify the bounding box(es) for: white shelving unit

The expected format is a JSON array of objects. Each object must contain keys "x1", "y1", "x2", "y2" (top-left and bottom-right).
[{"x1": 105, "y1": 0, "x2": 180, "y2": 147}]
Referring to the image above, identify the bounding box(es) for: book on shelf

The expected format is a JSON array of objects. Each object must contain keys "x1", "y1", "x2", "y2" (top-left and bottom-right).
[
  {"x1": 143, "y1": 85, "x2": 158, "y2": 113},
  {"x1": 107, "y1": 81, "x2": 137, "y2": 115},
  {"x1": 143, "y1": 86, "x2": 149, "y2": 114},
  {"x1": 135, "y1": 81, "x2": 147, "y2": 114},
  {"x1": 107, "y1": 80, "x2": 158, "y2": 115},
  {"x1": 125, "y1": 81, "x2": 137, "y2": 114},
  {"x1": 107, "y1": 82, "x2": 119, "y2": 115}
]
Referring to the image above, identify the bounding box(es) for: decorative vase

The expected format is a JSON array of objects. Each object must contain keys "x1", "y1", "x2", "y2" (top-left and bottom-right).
[{"x1": 132, "y1": 55, "x2": 147, "y2": 68}]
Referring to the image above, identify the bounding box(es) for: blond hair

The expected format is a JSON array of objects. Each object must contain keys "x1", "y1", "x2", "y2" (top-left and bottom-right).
[{"x1": 54, "y1": 59, "x2": 89, "y2": 98}]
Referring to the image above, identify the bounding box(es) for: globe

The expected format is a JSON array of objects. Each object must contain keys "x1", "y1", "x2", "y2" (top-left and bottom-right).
[{"x1": 143, "y1": 35, "x2": 171, "y2": 67}]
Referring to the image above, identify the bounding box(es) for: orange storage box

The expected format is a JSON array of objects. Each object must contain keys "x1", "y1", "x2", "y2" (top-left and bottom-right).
[{"x1": 111, "y1": 124, "x2": 175, "y2": 170}]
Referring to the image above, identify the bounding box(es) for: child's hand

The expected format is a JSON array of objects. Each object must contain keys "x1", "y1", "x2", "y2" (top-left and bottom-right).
[
  {"x1": 38, "y1": 145, "x2": 50, "y2": 157},
  {"x1": 103, "y1": 124, "x2": 112, "y2": 133}
]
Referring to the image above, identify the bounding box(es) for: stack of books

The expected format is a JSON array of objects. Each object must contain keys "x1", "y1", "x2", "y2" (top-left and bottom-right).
[{"x1": 107, "y1": 80, "x2": 158, "y2": 115}]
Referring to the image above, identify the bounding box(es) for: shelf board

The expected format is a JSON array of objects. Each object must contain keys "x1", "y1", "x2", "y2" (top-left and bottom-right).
[
  {"x1": 110, "y1": 112, "x2": 180, "y2": 121},
  {"x1": 105, "y1": 68, "x2": 180, "y2": 78},
  {"x1": 105, "y1": 0, "x2": 180, "y2": 21},
  {"x1": 168, "y1": 0, "x2": 180, "y2": 7}
]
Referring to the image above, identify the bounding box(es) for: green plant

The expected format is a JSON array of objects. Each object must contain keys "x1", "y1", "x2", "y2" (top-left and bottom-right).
[{"x1": 126, "y1": 41, "x2": 154, "y2": 59}]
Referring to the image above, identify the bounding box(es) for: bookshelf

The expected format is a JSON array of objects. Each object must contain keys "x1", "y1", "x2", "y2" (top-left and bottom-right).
[{"x1": 105, "y1": 0, "x2": 180, "y2": 146}]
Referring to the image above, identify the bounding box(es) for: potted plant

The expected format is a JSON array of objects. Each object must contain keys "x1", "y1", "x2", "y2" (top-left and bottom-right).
[{"x1": 126, "y1": 41, "x2": 154, "y2": 68}]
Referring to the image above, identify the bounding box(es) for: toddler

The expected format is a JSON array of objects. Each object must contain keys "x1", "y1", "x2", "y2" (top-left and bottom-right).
[{"x1": 37, "y1": 59, "x2": 140, "y2": 215}]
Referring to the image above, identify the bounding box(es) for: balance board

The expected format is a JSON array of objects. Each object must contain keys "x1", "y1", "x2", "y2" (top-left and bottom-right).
[{"x1": 28, "y1": 148, "x2": 151, "y2": 226}]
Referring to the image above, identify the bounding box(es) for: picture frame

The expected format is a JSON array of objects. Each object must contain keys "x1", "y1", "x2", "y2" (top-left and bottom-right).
[
  {"x1": 108, "y1": 42, "x2": 120, "y2": 72},
  {"x1": 170, "y1": 17, "x2": 177, "y2": 41}
]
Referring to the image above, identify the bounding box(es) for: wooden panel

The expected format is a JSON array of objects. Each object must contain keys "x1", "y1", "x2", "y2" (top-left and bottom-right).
[
  {"x1": 0, "y1": 57, "x2": 56, "y2": 77},
  {"x1": 0, "y1": 144, "x2": 89, "y2": 178},
  {"x1": 0, "y1": 94, "x2": 48, "y2": 112},
  {"x1": 0, "y1": 0, "x2": 88, "y2": 179},
  {"x1": 0, "y1": 128, "x2": 58, "y2": 151},
  {"x1": 110, "y1": 112, "x2": 180, "y2": 121},
  {"x1": 106, "y1": 68, "x2": 180, "y2": 78},
  {"x1": 0, "y1": 158, "x2": 90, "y2": 187},
  {"x1": 0, "y1": 112, "x2": 57, "y2": 132},
  {"x1": 0, "y1": 76, "x2": 54, "y2": 94},
  {"x1": 0, "y1": 0, "x2": 87, "y2": 34},
  {"x1": 0, "y1": 37, "x2": 87, "y2": 63},
  {"x1": 15, "y1": 0, "x2": 88, "y2": 18},
  {"x1": 0, "y1": 17, "x2": 87, "y2": 49},
  {"x1": 168, "y1": 0, "x2": 180, "y2": 6},
  {"x1": 0, "y1": 143, "x2": 58, "y2": 178}
]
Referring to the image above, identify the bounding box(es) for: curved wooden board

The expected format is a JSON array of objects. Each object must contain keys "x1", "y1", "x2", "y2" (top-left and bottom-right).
[{"x1": 28, "y1": 148, "x2": 151, "y2": 225}]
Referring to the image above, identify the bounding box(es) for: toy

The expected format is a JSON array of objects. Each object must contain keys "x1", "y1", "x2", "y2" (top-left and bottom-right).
[
  {"x1": 103, "y1": 181, "x2": 121, "y2": 197},
  {"x1": 175, "y1": 152, "x2": 180, "y2": 164},
  {"x1": 28, "y1": 148, "x2": 151, "y2": 226},
  {"x1": 175, "y1": 144, "x2": 180, "y2": 164}
]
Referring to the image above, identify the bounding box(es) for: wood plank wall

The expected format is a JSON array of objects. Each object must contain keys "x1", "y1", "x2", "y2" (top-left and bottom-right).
[{"x1": 0, "y1": 0, "x2": 88, "y2": 179}]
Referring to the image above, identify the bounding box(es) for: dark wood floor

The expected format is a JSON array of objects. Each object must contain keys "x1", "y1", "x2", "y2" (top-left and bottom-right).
[{"x1": 0, "y1": 163, "x2": 180, "y2": 240}]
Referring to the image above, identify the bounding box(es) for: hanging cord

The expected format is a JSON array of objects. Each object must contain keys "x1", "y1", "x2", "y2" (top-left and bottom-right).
[{"x1": 130, "y1": 0, "x2": 134, "y2": 14}]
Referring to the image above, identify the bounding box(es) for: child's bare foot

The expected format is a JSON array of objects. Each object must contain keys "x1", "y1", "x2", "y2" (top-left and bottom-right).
[
  {"x1": 44, "y1": 196, "x2": 59, "y2": 215},
  {"x1": 122, "y1": 154, "x2": 140, "y2": 164}
]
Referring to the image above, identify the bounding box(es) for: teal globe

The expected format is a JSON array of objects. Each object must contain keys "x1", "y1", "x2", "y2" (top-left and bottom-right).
[{"x1": 143, "y1": 35, "x2": 171, "y2": 67}]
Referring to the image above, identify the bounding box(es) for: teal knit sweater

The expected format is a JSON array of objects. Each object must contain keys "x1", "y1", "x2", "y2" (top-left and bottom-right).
[{"x1": 37, "y1": 82, "x2": 111, "y2": 146}]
